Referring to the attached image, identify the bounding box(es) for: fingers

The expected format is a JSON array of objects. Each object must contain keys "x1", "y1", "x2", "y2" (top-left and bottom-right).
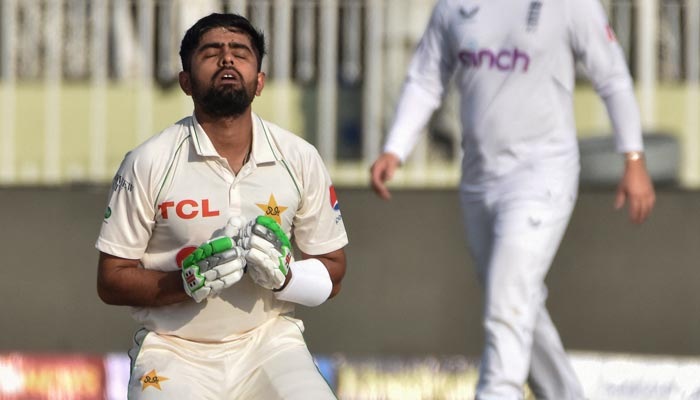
[
  {"x1": 219, "y1": 269, "x2": 245, "y2": 287},
  {"x1": 200, "y1": 236, "x2": 234, "y2": 257},
  {"x1": 248, "y1": 262, "x2": 285, "y2": 290},
  {"x1": 202, "y1": 257, "x2": 245, "y2": 280},
  {"x1": 370, "y1": 154, "x2": 400, "y2": 201},
  {"x1": 370, "y1": 164, "x2": 392, "y2": 200},
  {"x1": 207, "y1": 268, "x2": 245, "y2": 294},
  {"x1": 617, "y1": 162, "x2": 656, "y2": 224},
  {"x1": 246, "y1": 247, "x2": 280, "y2": 268},
  {"x1": 615, "y1": 187, "x2": 656, "y2": 224},
  {"x1": 192, "y1": 286, "x2": 210, "y2": 303},
  {"x1": 250, "y1": 224, "x2": 285, "y2": 251},
  {"x1": 224, "y1": 216, "x2": 247, "y2": 237},
  {"x1": 249, "y1": 235, "x2": 283, "y2": 255},
  {"x1": 246, "y1": 247, "x2": 286, "y2": 289},
  {"x1": 627, "y1": 192, "x2": 655, "y2": 224},
  {"x1": 614, "y1": 187, "x2": 626, "y2": 210}
]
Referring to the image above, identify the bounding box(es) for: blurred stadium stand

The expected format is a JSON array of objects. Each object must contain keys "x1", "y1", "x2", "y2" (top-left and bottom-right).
[
  {"x1": 0, "y1": 1, "x2": 699, "y2": 398},
  {"x1": 0, "y1": 0, "x2": 698, "y2": 188}
]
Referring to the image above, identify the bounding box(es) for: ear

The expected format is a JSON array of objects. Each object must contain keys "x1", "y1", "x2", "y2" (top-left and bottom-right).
[
  {"x1": 179, "y1": 71, "x2": 192, "y2": 96},
  {"x1": 255, "y1": 72, "x2": 265, "y2": 96}
]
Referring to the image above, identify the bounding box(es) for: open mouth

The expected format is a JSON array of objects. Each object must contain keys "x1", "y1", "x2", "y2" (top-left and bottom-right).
[{"x1": 217, "y1": 70, "x2": 241, "y2": 84}]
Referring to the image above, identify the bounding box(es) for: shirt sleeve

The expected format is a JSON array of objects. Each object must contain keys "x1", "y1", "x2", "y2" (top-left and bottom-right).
[
  {"x1": 95, "y1": 150, "x2": 157, "y2": 260},
  {"x1": 292, "y1": 147, "x2": 348, "y2": 256},
  {"x1": 568, "y1": 0, "x2": 643, "y2": 152},
  {"x1": 383, "y1": 0, "x2": 454, "y2": 162}
]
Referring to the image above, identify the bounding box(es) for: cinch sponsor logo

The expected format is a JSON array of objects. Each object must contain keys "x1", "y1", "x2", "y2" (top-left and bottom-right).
[
  {"x1": 458, "y1": 48, "x2": 530, "y2": 72},
  {"x1": 158, "y1": 199, "x2": 220, "y2": 220}
]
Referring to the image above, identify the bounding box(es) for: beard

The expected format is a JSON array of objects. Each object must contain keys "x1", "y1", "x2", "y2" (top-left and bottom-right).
[{"x1": 192, "y1": 71, "x2": 256, "y2": 118}]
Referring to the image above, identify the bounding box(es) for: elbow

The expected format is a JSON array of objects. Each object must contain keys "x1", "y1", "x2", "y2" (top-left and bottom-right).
[
  {"x1": 97, "y1": 275, "x2": 125, "y2": 306},
  {"x1": 327, "y1": 265, "x2": 346, "y2": 299},
  {"x1": 329, "y1": 282, "x2": 342, "y2": 299},
  {"x1": 97, "y1": 283, "x2": 119, "y2": 306}
]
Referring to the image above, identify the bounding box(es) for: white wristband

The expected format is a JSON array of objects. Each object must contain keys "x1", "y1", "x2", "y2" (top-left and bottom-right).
[{"x1": 273, "y1": 258, "x2": 332, "y2": 307}]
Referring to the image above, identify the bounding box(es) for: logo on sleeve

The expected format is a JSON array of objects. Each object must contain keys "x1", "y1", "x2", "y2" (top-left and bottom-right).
[
  {"x1": 140, "y1": 369, "x2": 169, "y2": 391},
  {"x1": 459, "y1": 6, "x2": 479, "y2": 20},
  {"x1": 606, "y1": 25, "x2": 617, "y2": 42},
  {"x1": 256, "y1": 194, "x2": 288, "y2": 224},
  {"x1": 112, "y1": 174, "x2": 133, "y2": 193},
  {"x1": 526, "y1": 1, "x2": 542, "y2": 31},
  {"x1": 329, "y1": 185, "x2": 340, "y2": 211},
  {"x1": 329, "y1": 185, "x2": 343, "y2": 224}
]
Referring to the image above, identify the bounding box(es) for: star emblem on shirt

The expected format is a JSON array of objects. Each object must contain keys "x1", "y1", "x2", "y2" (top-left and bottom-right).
[
  {"x1": 256, "y1": 194, "x2": 288, "y2": 224},
  {"x1": 140, "y1": 369, "x2": 169, "y2": 391}
]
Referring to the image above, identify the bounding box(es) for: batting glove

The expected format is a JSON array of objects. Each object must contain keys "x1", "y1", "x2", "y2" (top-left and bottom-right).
[
  {"x1": 238, "y1": 216, "x2": 293, "y2": 290},
  {"x1": 181, "y1": 218, "x2": 248, "y2": 302}
]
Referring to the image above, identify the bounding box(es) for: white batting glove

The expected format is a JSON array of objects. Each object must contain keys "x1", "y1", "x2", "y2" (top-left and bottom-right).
[
  {"x1": 181, "y1": 218, "x2": 248, "y2": 302},
  {"x1": 238, "y1": 216, "x2": 293, "y2": 290}
]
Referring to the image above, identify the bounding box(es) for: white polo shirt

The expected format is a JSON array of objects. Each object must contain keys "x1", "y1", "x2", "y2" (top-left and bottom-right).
[
  {"x1": 96, "y1": 113, "x2": 348, "y2": 342},
  {"x1": 384, "y1": 0, "x2": 642, "y2": 191}
]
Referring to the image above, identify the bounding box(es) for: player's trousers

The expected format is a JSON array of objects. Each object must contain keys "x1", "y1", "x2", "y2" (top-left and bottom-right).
[
  {"x1": 460, "y1": 175, "x2": 585, "y2": 400},
  {"x1": 126, "y1": 315, "x2": 336, "y2": 400}
]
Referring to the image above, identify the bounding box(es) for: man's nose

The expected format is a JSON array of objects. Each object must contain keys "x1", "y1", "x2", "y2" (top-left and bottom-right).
[{"x1": 220, "y1": 51, "x2": 235, "y2": 67}]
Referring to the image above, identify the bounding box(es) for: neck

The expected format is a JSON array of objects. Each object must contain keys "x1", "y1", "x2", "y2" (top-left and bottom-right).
[
  {"x1": 194, "y1": 107, "x2": 254, "y2": 173},
  {"x1": 195, "y1": 108, "x2": 252, "y2": 148}
]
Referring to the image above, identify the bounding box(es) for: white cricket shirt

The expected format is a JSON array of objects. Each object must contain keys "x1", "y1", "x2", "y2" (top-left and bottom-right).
[
  {"x1": 384, "y1": 0, "x2": 643, "y2": 191},
  {"x1": 96, "y1": 113, "x2": 348, "y2": 341}
]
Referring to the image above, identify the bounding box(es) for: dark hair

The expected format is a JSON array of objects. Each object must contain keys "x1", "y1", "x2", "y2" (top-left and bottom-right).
[{"x1": 179, "y1": 13, "x2": 266, "y2": 73}]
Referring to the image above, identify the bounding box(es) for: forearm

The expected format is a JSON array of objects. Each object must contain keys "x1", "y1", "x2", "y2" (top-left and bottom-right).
[
  {"x1": 97, "y1": 253, "x2": 189, "y2": 307},
  {"x1": 601, "y1": 88, "x2": 643, "y2": 153},
  {"x1": 303, "y1": 249, "x2": 346, "y2": 299},
  {"x1": 384, "y1": 80, "x2": 443, "y2": 162}
]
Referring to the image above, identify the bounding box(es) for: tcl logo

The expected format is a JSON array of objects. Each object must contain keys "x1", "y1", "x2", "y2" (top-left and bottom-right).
[{"x1": 158, "y1": 199, "x2": 220, "y2": 220}]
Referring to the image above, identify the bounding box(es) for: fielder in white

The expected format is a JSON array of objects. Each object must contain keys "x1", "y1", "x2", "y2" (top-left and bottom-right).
[
  {"x1": 96, "y1": 13, "x2": 347, "y2": 400},
  {"x1": 370, "y1": 0, "x2": 655, "y2": 399}
]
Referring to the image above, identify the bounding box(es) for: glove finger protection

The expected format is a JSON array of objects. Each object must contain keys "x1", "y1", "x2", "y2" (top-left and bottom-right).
[
  {"x1": 181, "y1": 236, "x2": 246, "y2": 302},
  {"x1": 224, "y1": 216, "x2": 247, "y2": 238},
  {"x1": 201, "y1": 248, "x2": 245, "y2": 280},
  {"x1": 246, "y1": 246, "x2": 286, "y2": 289},
  {"x1": 241, "y1": 216, "x2": 293, "y2": 290}
]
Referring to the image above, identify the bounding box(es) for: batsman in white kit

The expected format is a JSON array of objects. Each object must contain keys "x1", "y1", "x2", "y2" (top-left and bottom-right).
[
  {"x1": 96, "y1": 13, "x2": 347, "y2": 400},
  {"x1": 371, "y1": 0, "x2": 655, "y2": 399}
]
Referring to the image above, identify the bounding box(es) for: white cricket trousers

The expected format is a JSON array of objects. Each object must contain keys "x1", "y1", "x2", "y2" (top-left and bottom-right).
[
  {"x1": 127, "y1": 316, "x2": 336, "y2": 400},
  {"x1": 460, "y1": 175, "x2": 585, "y2": 400}
]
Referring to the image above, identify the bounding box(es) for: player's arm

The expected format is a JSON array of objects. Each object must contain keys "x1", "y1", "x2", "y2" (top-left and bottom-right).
[
  {"x1": 568, "y1": 0, "x2": 655, "y2": 223},
  {"x1": 614, "y1": 152, "x2": 655, "y2": 224},
  {"x1": 270, "y1": 248, "x2": 346, "y2": 306},
  {"x1": 97, "y1": 252, "x2": 188, "y2": 307},
  {"x1": 370, "y1": 152, "x2": 402, "y2": 200},
  {"x1": 371, "y1": 1, "x2": 453, "y2": 200},
  {"x1": 294, "y1": 248, "x2": 346, "y2": 299},
  {"x1": 241, "y1": 216, "x2": 346, "y2": 306}
]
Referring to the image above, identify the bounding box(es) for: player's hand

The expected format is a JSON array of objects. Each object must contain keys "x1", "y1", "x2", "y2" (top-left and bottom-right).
[
  {"x1": 238, "y1": 216, "x2": 292, "y2": 290},
  {"x1": 614, "y1": 157, "x2": 656, "y2": 224},
  {"x1": 370, "y1": 152, "x2": 401, "y2": 200},
  {"x1": 181, "y1": 233, "x2": 246, "y2": 303}
]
